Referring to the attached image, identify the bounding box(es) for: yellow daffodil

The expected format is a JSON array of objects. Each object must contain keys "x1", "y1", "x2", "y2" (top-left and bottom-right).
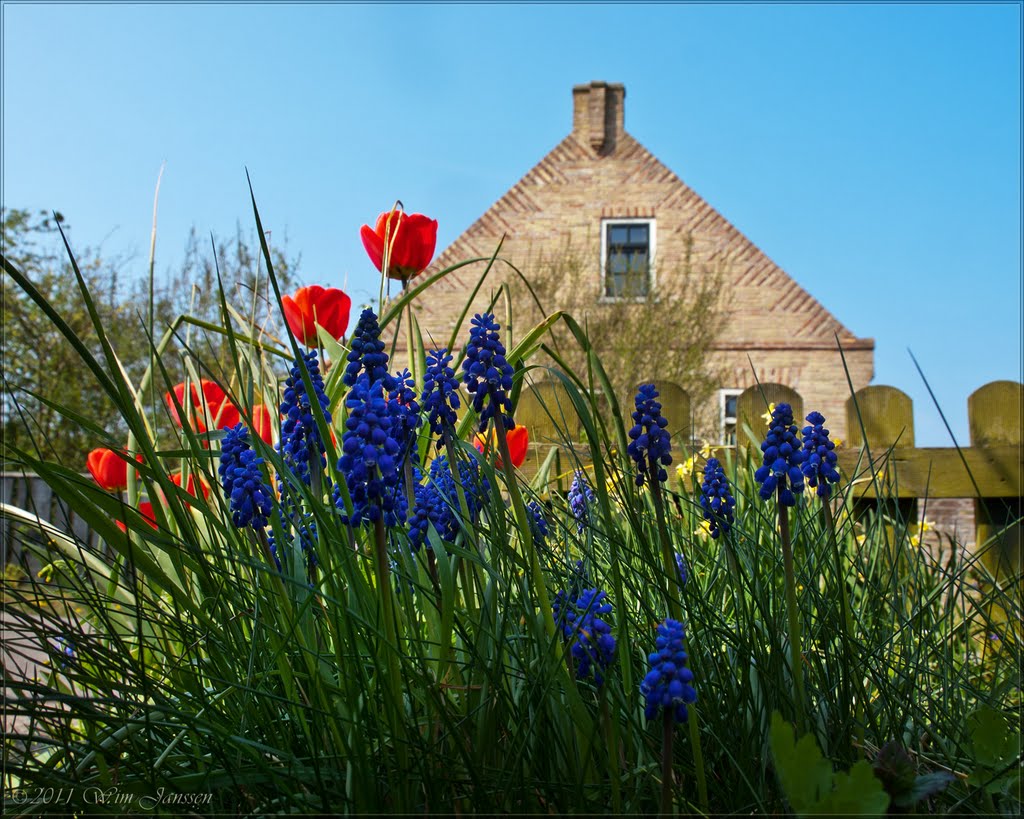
[
  {"x1": 676, "y1": 456, "x2": 696, "y2": 483},
  {"x1": 693, "y1": 519, "x2": 713, "y2": 539},
  {"x1": 761, "y1": 403, "x2": 776, "y2": 427}
]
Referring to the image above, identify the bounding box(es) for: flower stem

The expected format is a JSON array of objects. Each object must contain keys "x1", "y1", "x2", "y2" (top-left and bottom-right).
[
  {"x1": 494, "y1": 420, "x2": 556, "y2": 641},
  {"x1": 822, "y1": 498, "x2": 862, "y2": 759},
  {"x1": 660, "y1": 711, "x2": 674, "y2": 816},
  {"x1": 778, "y1": 497, "x2": 807, "y2": 731},
  {"x1": 650, "y1": 481, "x2": 682, "y2": 623},
  {"x1": 373, "y1": 514, "x2": 408, "y2": 774},
  {"x1": 600, "y1": 693, "x2": 622, "y2": 815},
  {"x1": 443, "y1": 431, "x2": 479, "y2": 614},
  {"x1": 686, "y1": 704, "x2": 709, "y2": 811}
]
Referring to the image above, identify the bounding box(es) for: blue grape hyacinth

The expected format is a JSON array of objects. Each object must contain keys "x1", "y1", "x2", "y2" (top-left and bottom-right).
[
  {"x1": 568, "y1": 470, "x2": 596, "y2": 534},
  {"x1": 461, "y1": 312, "x2": 515, "y2": 432},
  {"x1": 219, "y1": 423, "x2": 274, "y2": 530},
  {"x1": 699, "y1": 457, "x2": 736, "y2": 538},
  {"x1": 801, "y1": 411, "x2": 841, "y2": 499},
  {"x1": 554, "y1": 588, "x2": 617, "y2": 686},
  {"x1": 336, "y1": 374, "x2": 406, "y2": 527},
  {"x1": 753, "y1": 402, "x2": 806, "y2": 506},
  {"x1": 627, "y1": 384, "x2": 672, "y2": 487},
  {"x1": 343, "y1": 308, "x2": 393, "y2": 388},
  {"x1": 53, "y1": 636, "x2": 75, "y2": 669},
  {"x1": 278, "y1": 350, "x2": 332, "y2": 488},
  {"x1": 675, "y1": 552, "x2": 689, "y2": 587},
  {"x1": 641, "y1": 618, "x2": 697, "y2": 723},
  {"x1": 527, "y1": 499, "x2": 549, "y2": 550},
  {"x1": 388, "y1": 368, "x2": 422, "y2": 461},
  {"x1": 421, "y1": 348, "x2": 461, "y2": 443},
  {"x1": 426, "y1": 452, "x2": 490, "y2": 543}
]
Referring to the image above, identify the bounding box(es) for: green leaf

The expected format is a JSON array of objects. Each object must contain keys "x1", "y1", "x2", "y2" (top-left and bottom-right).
[
  {"x1": 770, "y1": 711, "x2": 832, "y2": 814},
  {"x1": 903, "y1": 771, "x2": 955, "y2": 806},
  {"x1": 819, "y1": 760, "x2": 891, "y2": 815},
  {"x1": 968, "y1": 705, "x2": 1014, "y2": 768}
]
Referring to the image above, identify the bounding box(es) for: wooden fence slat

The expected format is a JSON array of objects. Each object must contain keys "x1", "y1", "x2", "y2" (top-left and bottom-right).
[
  {"x1": 968, "y1": 380, "x2": 1022, "y2": 579},
  {"x1": 846, "y1": 385, "x2": 915, "y2": 450},
  {"x1": 736, "y1": 383, "x2": 803, "y2": 451}
]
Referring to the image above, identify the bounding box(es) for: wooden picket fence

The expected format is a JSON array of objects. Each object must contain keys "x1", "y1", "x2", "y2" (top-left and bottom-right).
[
  {"x1": 516, "y1": 378, "x2": 1022, "y2": 575},
  {"x1": 3, "y1": 380, "x2": 1020, "y2": 577}
]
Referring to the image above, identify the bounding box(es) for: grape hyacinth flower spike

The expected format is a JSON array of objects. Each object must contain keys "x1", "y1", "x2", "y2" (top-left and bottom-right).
[
  {"x1": 527, "y1": 499, "x2": 549, "y2": 550},
  {"x1": 344, "y1": 307, "x2": 393, "y2": 388},
  {"x1": 641, "y1": 618, "x2": 697, "y2": 723},
  {"x1": 421, "y1": 348, "x2": 462, "y2": 445},
  {"x1": 627, "y1": 383, "x2": 672, "y2": 487},
  {"x1": 699, "y1": 457, "x2": 736, "y2": 538},
  {"x1": 461, "y1": 312, "x2": 515, "y2": 432},
  {"x1": 554, "y1": 588, "x2": 617, "y2": 686},
  {"x1": 753, "y1": 402, "x2": 806, "y2": 506},
  {"x1": 568, "y1": 470, "x2": 596, "y2": 534},
  {"x1": 219, "y1": 423, "x2": 274, "y2": 530},
  {"x1": 278, "y1": 350, "x2": 332, "y2": 490},
  {"x1": 336, "y1": 373, "x2": 406, "y2": 527},
  {"x1": 800, "y1": 411, "x2": 841, "y2": 499}
]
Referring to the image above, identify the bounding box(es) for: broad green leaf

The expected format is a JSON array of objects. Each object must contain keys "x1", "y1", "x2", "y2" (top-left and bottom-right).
[
  {"x1": 968, "y1": 705, "x2": 1014, "y2": 768},
  {"x1": 770, "y1": 711, "x2": 832, "y2": 814},
  {"x1": 819, "y1": 760, "x2": 891, "y2": 815}
]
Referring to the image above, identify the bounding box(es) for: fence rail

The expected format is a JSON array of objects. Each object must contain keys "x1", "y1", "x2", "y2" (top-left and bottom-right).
[{"x1": 3, "y1": 381, "x2": 1020, "y2": 576}]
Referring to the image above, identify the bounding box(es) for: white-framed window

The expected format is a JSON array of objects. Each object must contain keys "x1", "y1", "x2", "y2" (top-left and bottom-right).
[
  {"x1": 601, "y1": 218, "x2": 655, "y2": 300},
  {"x1": 720, "y1": 389, "x2": 742, "y2": 446}
]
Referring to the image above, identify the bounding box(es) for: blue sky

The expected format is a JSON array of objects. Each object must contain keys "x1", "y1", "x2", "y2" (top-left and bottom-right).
[{"x1": 3, "y1": 2, "x2": 1020, "y2": 446}]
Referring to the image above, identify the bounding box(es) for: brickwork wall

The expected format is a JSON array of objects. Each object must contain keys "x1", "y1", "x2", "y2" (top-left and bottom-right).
[{"x1": 403, "y1": 82, "x2": 875, "y2": 442}]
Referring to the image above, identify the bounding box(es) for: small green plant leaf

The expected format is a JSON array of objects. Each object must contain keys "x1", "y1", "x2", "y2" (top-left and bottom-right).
[
  {"x1": 818, "y1": 760, "x2": 891, "y2": 815},
  {"x1": 770, "y1": 712, "x2": 832, "y2": 813},
  {"x1": 967, "y1": 705, "x2": 1015, "y2": 768},
  {"x1": 905, "y1": 771, "x2": 956, "y2": 806}
]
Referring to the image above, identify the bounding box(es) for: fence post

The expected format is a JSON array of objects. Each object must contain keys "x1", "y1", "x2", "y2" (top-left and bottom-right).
[
  {"x1": 736, "y1": 383, "x2": 803, "y2": 453},
  {"x1": 968, "y1": 380, "x2": 1022, "y2": 581},
  {"x1": 516, "y1": 379, "x2": 586, "y2": 483},
  {"x1": 845, "y1": 385, "x2": 917, "y2": 525},
  {"x1": 646, "y1": 380, "x2": 692, "y2": 452}
]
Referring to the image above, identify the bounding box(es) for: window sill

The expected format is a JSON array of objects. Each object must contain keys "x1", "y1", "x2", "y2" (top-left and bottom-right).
[{"x1": 597, "y1": 295, "x2": 661, "y2": 305}]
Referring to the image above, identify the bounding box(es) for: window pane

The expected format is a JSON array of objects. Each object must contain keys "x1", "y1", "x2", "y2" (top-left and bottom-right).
[
  {"x1": 725, "y1": 396, "x2": 738, "y2": 417},
  {"x1": 625, "y1": 272, "x2": 648, "y2": 298},
  {"x1": 628, "y1": 252, "x2": 648, "y2": 273},
  {"x1": 609, "y1": 254, "x2": 628, "y2": 274},
  {"x1": 629, "y1": 225, "x2": 648, "y2": 244},
  {"x1": 609, "y1": 226, "x2": 629, "y2": 245}
]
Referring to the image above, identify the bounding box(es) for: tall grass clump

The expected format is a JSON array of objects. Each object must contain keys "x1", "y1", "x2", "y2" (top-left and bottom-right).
[{"x1": 2, "y1": 195, "x2": 1020, "y2": 815}]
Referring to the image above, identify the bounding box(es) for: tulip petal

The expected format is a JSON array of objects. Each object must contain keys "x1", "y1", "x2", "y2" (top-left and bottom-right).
[{"x1": 360, "y1": 223, "x2": 385, "y2": 273}]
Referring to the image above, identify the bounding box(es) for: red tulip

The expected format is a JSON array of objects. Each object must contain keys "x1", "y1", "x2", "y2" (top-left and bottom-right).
[
  {"x1": 165, "y1": 380, "x2": 240, "y2": 434},
  {"x1": 170, "y1": 471, "x2": 211, "y2": 502},
  {"x1": 115, "y1": 501, "x2": 158, "y2": 533},
  {"x1": 86, "y1": 447, "x2": 140, "y2": 491},
  {"x1": 360, "y1": 209, "x2": 438, "y2": 281},
  {"x1": 282, "y1": 285, "x2": 352, "y2": 347},
  {"x1": 474, "y1": 424, "x2": 529, "y2": 469},
  {"x1": 252, "y1": 403, "x2": 275, "y2": 445}
]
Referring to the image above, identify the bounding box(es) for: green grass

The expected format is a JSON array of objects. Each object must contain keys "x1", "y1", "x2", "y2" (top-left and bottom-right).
[{"x1": 1, "y1": 205, "x2": 1020, "y2": 816}]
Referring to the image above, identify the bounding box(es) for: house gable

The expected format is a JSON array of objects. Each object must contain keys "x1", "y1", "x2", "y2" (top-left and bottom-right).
[{"x1": 417, "y1": 82, "x2": 871, "y2": 355}]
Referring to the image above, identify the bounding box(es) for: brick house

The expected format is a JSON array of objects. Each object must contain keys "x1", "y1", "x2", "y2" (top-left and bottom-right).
[{"x1": 411, "y1": 81, "x2": 874, "y2": 445}]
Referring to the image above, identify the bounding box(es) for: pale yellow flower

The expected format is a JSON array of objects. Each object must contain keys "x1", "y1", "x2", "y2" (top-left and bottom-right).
[
  {"x1": 676, "y1": 456, "x2": 696, "y2": 483},
  {"x1": 909, "y1": 520, "x2": 935, "y2": 547},
  {"x1": 693, "y1": 519, "x2": 713, "y2": 539},
  {"x1": 761, "y1": 403, "x2": 776, "y2": 427},
  {"x1": 699, "y1": 442, "x2": 714, "y2": 460}
]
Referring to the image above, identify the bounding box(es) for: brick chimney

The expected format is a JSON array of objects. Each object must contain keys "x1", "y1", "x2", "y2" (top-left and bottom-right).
[{"x1": 572, "y1": 81, "x2": 625, "y2": 154}]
